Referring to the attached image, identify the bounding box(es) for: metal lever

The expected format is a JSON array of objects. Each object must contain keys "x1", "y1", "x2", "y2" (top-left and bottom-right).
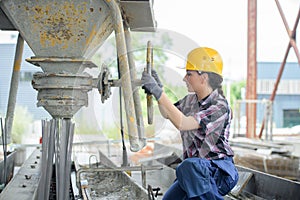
[{"x1": 146, "y1": 40, "x2": 154, "y2": 124}]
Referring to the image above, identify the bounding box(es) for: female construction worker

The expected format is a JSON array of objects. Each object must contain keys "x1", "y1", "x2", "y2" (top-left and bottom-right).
[{"x1": 141, "y1": 47, "x2": 239, "y2": 199}]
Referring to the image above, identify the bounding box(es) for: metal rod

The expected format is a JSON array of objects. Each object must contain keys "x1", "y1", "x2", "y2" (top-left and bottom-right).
[
  {"x1": 54, "y1": 119, "x2": 60, "y2": 200},
  {"x1": 59, "y1": 119, "x2": 67, "y2": 200},
  {"x1": 64, "y1": 119, "x2": 75, "y2": 200},
  {"x1": 5, "y1": 34, "x2": 24, "y2": 143},
  {"x1": 45, "y1": 120, "x2": 55, "y2": 200},
  {"x1": 1, "y1": 118, "x2": 7, "y2": 187},
  {"x1": 38, "y1": 120, "x2": 47, "y2": 200},
  {"x1": 117, "y1": 57, "x2": 128, "y2": 167},
  {"x1": 275, "y1": 0, "x2": 300, "y2": 64},
  {"x1": 141, "y1": 164, "x2": 146, "y2": 189}
]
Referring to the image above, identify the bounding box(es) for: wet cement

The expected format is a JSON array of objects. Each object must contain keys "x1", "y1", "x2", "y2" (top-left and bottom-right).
[{"x1": 80, "y1": 171, "x2": 148, "y2": 200}]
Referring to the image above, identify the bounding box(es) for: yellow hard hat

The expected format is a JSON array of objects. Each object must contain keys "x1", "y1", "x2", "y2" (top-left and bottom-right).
[{"x1": 185, "y1": 47, "x2": 223, "y2": 76}]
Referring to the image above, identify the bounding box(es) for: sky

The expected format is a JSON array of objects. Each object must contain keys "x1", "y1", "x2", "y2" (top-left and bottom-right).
[
  {"x1": 153, "y1": 0, "x2": 300, "y2": 80},
  {"x1": 0, "y1": 0, "x2": 299, "y2": 80},
  {"x1": 0, "y1": 0, "x2": 299, "y2": 133}
]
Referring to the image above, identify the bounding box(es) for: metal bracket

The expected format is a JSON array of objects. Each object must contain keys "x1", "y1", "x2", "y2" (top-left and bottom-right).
[{"x1": 97, "y1": 64, "x2": 112, "y2": 103}]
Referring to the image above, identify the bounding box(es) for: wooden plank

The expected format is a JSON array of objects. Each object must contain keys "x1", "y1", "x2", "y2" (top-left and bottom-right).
[{"x1": 230, "y1": 172, "x2": 253, "y2": 197}]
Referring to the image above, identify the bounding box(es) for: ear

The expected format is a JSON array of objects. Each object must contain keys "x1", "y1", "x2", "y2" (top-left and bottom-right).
[{"x1": 201, "y1": 73, "x2": 209, "y2": 82}]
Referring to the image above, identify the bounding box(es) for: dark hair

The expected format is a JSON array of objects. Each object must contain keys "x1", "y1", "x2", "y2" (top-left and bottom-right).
[{"x1": 206, "y1": 72, "x2": 225, "y2": 98}]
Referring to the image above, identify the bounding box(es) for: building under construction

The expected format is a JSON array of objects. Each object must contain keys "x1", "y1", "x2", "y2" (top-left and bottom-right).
[{"x1": 0, "y1": 0, "x2": 299, "y2": 199}]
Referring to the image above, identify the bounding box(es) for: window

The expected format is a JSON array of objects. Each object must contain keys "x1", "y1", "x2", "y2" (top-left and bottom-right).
[{"x1": 283, "y1": 109, "x2": 300, "y2": 128}]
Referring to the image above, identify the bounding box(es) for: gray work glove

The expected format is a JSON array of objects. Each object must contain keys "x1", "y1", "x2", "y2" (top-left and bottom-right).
[
  {"x1": 151, "y1": 69, "x2": 163, "y2": 88},
  {"x1": 141, "y1": 70, "x2": 163, "y2": 100}
]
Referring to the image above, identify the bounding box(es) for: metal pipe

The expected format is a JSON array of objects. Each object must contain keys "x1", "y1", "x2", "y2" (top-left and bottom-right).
[
  {"x1": 275, "y1": 0, "x2": 300, "y2": 64},
  {"x1": 141, "y1": 164, "x2": 146, "y2": 189},
  {"x1": 123, "y1": 23, "x2": 146, "y2": 147},
  {"x1": 246, "y1": 0, "x2": 257, "y2": 138},
  {"x1": 0, "y1": 118, "x2": 7, "y2": 187},
  {"x1": 4, "y1": 34, "x2": 24, "y2": 143},
  {"x1": 105, "y1": 0, "x2": 142, "y2": 152}
]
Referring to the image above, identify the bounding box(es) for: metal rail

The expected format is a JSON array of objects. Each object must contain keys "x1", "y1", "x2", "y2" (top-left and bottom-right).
[{"x1": 4, "y1": 34, "x2": 24, "y2": 143}]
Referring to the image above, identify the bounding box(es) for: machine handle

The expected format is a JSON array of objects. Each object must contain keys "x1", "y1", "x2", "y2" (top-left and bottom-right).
[{"x1": 146, "y1": 41, "x2": 154, "y2": 124}]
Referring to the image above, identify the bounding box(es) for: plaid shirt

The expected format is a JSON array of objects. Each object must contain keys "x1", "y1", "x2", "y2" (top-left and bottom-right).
[{"x1": 175, "y1": 89, "x2": 234, "y2": 160}]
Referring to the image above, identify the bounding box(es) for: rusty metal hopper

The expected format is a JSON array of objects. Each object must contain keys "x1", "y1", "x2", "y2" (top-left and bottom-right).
[
  {"x1": 0, "y1": 0, "x2": 157, "y2": 152},
  {"x1": 0, "y1": 0, "x2": 115, "y2": 118},
  {"x1": 0, "y1": 0, "x2": 113, "y2": 59}
]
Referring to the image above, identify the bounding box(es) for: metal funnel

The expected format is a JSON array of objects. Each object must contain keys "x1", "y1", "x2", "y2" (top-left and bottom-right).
[
  {"x1": 0, "y1": 0, "x2": 114, "y2": 118},
  {"x1": 0, "y1": 0, "x2": 113, "y2": 59},
  {"x1": 0, "y1": 0, "x2": 154, "y2": 151}
]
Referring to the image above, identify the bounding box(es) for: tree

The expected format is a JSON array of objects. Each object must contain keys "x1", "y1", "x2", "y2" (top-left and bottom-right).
[
  {"x1": 224, "y1": 80, "x2": 246, "y2": 108},
  {"x1": 11, "y1": 105, "x2": 33, "y2": 143}
]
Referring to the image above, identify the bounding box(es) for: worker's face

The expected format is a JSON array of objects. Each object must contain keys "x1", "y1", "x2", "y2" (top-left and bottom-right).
[{"x1": 183, "y1": 70, "x2": 205, "y2": 92}]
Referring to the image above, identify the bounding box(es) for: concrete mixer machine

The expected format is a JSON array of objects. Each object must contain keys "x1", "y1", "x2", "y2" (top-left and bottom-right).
[{"x1": 0, "y1": 0, "x2": 157, "y2": 199}]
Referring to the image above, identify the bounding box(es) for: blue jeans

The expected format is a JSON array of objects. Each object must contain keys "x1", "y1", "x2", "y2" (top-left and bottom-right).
[{"x1": 163, "y1": 157, "x2": 239, "y2": 200}]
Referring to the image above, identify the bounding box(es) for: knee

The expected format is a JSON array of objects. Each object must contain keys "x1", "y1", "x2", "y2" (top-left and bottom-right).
[
  {"x1": 176, "y1": 158, "x2": 210, "y2": 179},
  {"x1": 178, "y1": 158, "x2": 210, "y2": 170},
  {"x1": 177, "y1": 158, "x2": 196, "y2": 169}
]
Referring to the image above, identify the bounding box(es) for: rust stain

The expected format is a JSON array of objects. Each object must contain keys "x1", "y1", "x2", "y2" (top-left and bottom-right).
[
  {"x1": 129, "y1": 116, "x2": 135, "y2": 123},
  {"x1": 85, "y1": 24, "x2": 96, "y2": 46},
  {"x1": 13, "y1": 59, "x2": 21, "y2": 71},
  {"x1": 29, "y1": 2, "x2": 88, "y2": 48}
]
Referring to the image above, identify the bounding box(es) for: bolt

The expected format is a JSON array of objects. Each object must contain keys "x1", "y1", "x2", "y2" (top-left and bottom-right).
[{"x1": 25, "y1": 175, "x2": 32, "y2": 180}]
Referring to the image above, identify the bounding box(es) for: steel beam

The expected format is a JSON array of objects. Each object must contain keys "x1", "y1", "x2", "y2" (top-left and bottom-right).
[
  {"x1": 4, "y1": 34, "x2": 24, "y2": 143},
  {"x1": 246, "y1": 0, "x2": 257, "y2": 138}
]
